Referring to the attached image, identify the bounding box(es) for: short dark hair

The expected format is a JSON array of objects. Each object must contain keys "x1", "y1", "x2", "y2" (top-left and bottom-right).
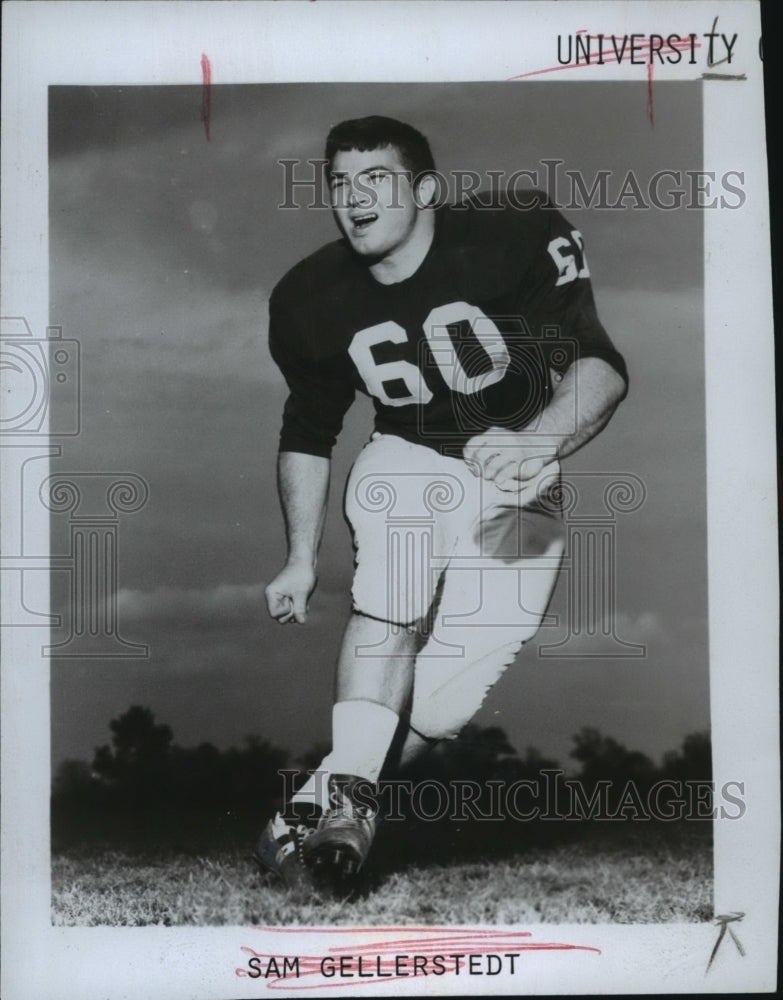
[{"x1": 324, "y1": 115, "x2": 436, "y2": 182}]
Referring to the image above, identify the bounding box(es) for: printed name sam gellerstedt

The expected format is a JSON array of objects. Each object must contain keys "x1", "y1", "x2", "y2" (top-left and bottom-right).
[
  {"x1": 247, "y1": 953, "x2": 524, "y2": 979},
  {"x1": 557, "y1": 31, "x2": 738, "y2": 66}
]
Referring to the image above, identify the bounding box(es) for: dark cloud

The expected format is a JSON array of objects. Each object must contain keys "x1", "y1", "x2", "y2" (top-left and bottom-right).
[{"x1": 50, "y1": 86, "x2": 207, "y2": 158}]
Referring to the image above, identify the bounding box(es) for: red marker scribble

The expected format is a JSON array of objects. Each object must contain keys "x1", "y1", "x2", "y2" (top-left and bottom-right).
[
  {"x1": 508, "y1": 30, "x2": 702, "y2": 126},
  {"x1": 200, "y1": 53, "x2": 211, "y2": 141},
  {"x1": 235, "y1": 926, "x2": 601, "y2": 989}
]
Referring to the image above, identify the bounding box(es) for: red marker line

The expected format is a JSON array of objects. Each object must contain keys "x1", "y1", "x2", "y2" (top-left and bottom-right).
[
  {"x1": 508, "y1": 30, "x2": 701, "y2": 126},
  {"x1": 200, "y1": 53, "x2": 211, "y2": 141},
  {"x1": 236, "y1": 927, "x2": 601, "y2": 989}
]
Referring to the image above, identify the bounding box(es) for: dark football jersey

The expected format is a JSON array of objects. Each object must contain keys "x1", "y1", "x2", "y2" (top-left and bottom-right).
[{"x1": 269, "y1": 192, "x2": 627, "y2": 459}]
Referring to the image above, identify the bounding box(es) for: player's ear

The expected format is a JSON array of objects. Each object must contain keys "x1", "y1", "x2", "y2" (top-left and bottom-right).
[{"x1": 414, "y1": 173, "x2": 438, "y2": 209}]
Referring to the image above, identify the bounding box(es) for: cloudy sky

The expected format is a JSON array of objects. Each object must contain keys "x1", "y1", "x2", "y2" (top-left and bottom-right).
[{"x1": 49, "y1": 81, "x2": 707, "y2": 773}]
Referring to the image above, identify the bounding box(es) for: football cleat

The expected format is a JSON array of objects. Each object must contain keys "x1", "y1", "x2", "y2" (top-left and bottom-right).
[
  {"x1": 303, "y1": 774, "x2": 377, "y2": 880},
  {"x1": 253, "y1": 807, "x2": 320, "y2": 891}
]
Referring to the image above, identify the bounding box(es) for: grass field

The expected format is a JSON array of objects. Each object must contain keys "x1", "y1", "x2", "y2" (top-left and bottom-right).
[{"x1": 52, "y1": 822, "x2": 712, "y2": 926}]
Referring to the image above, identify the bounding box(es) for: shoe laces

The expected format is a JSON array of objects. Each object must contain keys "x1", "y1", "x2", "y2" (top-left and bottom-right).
[
  {"x1": 272, "y1": 810, "x2": 319, "y2": 857},
  {"x1": 323, "y1": 782, "x2": 375, "y2": 823}
]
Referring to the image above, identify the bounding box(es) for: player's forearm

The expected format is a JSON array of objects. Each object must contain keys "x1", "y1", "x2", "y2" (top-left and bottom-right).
[
  {"x1": 532, "y1": 357, "x2": 627, "y2": 460},
  {"x1": 277, "y1": 450, "x2": 331, "y2": 566}
]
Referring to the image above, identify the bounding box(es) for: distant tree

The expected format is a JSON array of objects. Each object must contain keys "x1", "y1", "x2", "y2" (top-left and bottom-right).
[
  {"x1": 168, "y1": 741, "x2": 226, "y2": 805},
  {"x1": 570, "y1": 726, "x2": 657, "y2": 787},
  {"x1": 223, "y1": 735, "x2": 289, "y2": 803},
  {"x1": 662, "y1": 730, "x2": 711, "y2": 781},
  {"x1": 51, "y1": 759, "x2": 96, "y2": 805},
  {"x1": 419, "y1": 724, "x2": 518, "y2": 782},
  {"x1": 503, "y1": 744, "x2": 563, "y2": 781},
  {"x1": 296, "y1": 741, "x2": 332, "y2": 774},
  {"x1": 92, "y1": 705, "x2": 174, "y2": 804}
]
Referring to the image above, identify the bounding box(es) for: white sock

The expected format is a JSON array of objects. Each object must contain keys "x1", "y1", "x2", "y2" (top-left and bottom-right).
[
  {"x1": 329, "y1": 699, "x2": 400, "y2": 784},
  {"x1": 290, "y1": 753, "x2": 335, "y2": 813}
]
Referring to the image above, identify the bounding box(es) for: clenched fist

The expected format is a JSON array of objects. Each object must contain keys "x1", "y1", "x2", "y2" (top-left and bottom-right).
[{"x1": 265, "y1": 560, "x2": 317, "y2": 624}]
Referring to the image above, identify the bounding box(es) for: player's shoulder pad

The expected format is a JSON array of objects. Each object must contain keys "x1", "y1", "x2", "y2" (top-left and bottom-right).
[
  {"x1": 463, "y1": 187, "x2": 554, "y2": 213},
  {"x1": 270, "y1": 238, "x2": 353, "y2": 308},
  {"x1": 445, "y1": 187, "x2": 556, "y2": 251}
]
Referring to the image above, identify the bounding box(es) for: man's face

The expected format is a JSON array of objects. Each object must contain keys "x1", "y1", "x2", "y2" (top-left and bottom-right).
[{"x1": 329, "y1": 146, "x2": 422, "y2": 260}]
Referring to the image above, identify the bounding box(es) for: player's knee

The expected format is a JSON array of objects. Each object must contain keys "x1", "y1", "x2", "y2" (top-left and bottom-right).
[
  {"x1": 353, "y1": 605, "x2": 429, "y2": 630},
  {"x1": 350, "y1": 556, "x2": 436, "y2": 626},
  {"x1": 409, "y1": 689, "x2": 480, "y2": 743},
  {"x1": 409, "y1": 638, "x2": 525, "y2": 738},
  {"x1": 409, "y1": 700, "x2": 463, "y2": 743},
  {"x1": 348, "y1": 604, "x2": 420, "y2": 633}
]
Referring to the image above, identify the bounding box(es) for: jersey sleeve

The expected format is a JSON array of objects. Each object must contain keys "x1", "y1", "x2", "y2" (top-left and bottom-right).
[
  {"x1": 535, "y1": 201, "x2": 629, "y2": 387},
  {"x1": 268, "y1": 289, "x2": 355, "y2": 458}
]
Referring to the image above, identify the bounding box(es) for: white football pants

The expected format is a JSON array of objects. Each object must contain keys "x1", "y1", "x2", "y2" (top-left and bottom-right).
[{"x1": 344, "y1": 433, "x2": 565, "y2": 740}]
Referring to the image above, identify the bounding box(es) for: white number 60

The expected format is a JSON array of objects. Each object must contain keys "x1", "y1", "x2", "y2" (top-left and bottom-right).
[{"x1": 348, "y1": 302, "x2": 511, "y2": 407}]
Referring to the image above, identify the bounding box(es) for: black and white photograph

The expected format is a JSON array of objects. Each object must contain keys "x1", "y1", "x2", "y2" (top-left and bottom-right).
[
  {"x1": 46, "y1": 78, "x2": 710, "y2": 916},
  {"x1": 1, "y1": 2, "x2": 778, "y2": 997}
]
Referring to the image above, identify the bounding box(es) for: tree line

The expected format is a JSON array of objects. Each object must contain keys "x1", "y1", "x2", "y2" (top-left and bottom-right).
[{"x1": 51, "y1": 704, "x2": 711, "y2": 855}]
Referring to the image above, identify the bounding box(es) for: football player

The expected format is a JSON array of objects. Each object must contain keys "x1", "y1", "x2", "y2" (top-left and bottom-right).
[{"x1": 254, "y1": 116, "x2": 628, "y2": 887}]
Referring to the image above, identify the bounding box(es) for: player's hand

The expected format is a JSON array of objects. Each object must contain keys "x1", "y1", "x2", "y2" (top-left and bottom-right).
[
  {"x1": 463, "y1": 427, "x2": 556, "y2": 492},
  {"x1": 265, "y1": 560, "x2": 317, "y2": 624}
]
